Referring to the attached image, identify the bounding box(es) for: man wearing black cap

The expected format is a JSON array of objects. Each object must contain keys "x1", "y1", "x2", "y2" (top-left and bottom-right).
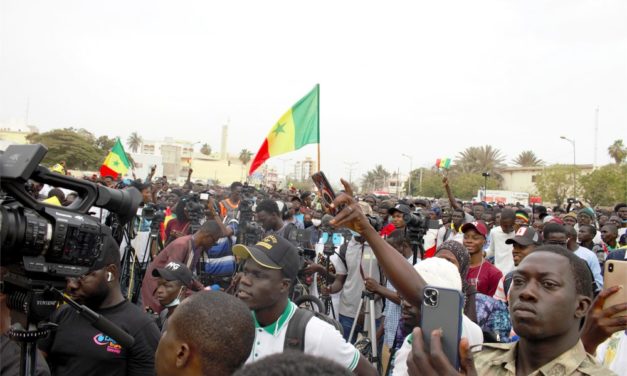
[
  {"x1": 493, "y1": 226, "x2": 540, "y2": 304},
  {"x1": 380, "y1": 203, "x2": 410, "y2": 237},
  {"x1": 39, "y1": 234, "x2": 160, "y2": 376},
  {"x1": 152, "y1": 261, "x2": 197, "y2": 332},
  {"x1": 234, "y1": 235, "x2": 377, "y2": 375}
]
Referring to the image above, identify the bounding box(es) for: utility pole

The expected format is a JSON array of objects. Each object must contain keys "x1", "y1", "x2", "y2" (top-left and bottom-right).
[{"x1": 344, "y1": 161, "x2": 358, "y2": 184}]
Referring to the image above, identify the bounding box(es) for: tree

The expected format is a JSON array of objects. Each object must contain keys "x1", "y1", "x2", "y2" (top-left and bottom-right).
[
  {"x1": 405, "y1": 167, "x2": 501, "y2": 200},
  {"x1": 608, "y1": 139, "x2": 627, "y2": 165},
  {"x1": 95, "y1": 135, "x2": 116, "y2": 151},
  {"x1": 534, "y1": 165, "x2": 576, "y2": 206},
  {"x1": 127, "y1": 132, "x2": 142, "y2": 153},
  {"x1": 27, "y1": 128, "x2": 104, "y2": 170},
  {"x1": 239, "y1": 149, "x2": 253, "y2": 165},
  {"x1": 200, "y1": 143, "x2": 212, "y2": 155},
  {"x1": 512, "y1": 150, "x2": 544, "y2": 167},
  {"x1": 580, "y1": 164, "x2": 627, "y2": 207},
  {"x1": 361, "y1": 165, "x2": 391, "y2": 192},
  {"x1": 455, "y1": 145, "x2": 506, "y2": 173}
]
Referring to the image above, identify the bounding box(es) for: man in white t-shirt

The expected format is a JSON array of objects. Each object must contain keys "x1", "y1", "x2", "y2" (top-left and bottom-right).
[
  {"x1": 233, "y1": 235, "x2": 377, "y2": 375},
  {"x1": 486, "y1": 208, "x2": 516, "y2": 274},
  {"x1": 392, "y1": 257, "x2": 483, "y2": 376}
]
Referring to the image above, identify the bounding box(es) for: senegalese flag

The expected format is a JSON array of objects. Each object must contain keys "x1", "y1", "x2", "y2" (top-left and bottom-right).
[
  {"x1": 435, "y1": 158, "x2": 452, "y2": 169},
  {"x1": 249, "y1": 84, "x2": 319, "y2": 175},
  {"x1": 100, "y1": 138, "x2": 132, "y2": 178}
]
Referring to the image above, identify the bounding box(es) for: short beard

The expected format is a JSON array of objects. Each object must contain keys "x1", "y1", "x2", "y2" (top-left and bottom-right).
[{"x1": 83, "y1": 284, "x2": 110, "y2": 309}]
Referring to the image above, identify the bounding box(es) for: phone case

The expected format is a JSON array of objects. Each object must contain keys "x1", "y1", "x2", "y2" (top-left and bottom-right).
[
  {"x1": 420, "y1": 286, "x2": 463, "y2": 370},
  {"x1": 310, "y1": 172, "x2": 336, "y2": 214},
  {"x1": 603, "y1": 260, "x2": 627, "y2": 317}
]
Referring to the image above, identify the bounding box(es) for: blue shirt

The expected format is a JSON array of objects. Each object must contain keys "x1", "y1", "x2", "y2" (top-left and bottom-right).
[{"x1": 202, "y1": 223, "x2": 237, "y2": 276}]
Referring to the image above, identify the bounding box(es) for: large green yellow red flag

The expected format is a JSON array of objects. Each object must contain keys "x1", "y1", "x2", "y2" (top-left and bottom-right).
[
  {"x1": 100, "y1": 138, "x2": 132, "y2": 178},
  {"x1": 249, "y1": 84, "x2": 319, "y2": 175}
]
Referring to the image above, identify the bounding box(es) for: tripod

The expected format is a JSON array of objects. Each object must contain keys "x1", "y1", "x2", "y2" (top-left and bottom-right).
[{"x1": 348, "y1": 290, "x2": 380, "y2": 372}]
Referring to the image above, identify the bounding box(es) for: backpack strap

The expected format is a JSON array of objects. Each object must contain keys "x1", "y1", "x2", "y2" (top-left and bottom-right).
[{"x1": 283, "y1": 308, "x2": 314, "y2": 352}]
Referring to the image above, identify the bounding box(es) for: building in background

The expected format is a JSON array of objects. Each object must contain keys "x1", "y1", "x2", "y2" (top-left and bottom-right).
[
  {"x1": 293, "y1": 157, "x2": 315, "y2": 181},
  {"x1": 500, "y1": 165, "x2": 594, "y2": 194}
]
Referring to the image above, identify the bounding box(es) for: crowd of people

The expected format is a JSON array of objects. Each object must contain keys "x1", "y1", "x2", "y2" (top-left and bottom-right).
[{"x1": 1, "y1": 166, "x2": 626, "y2": 376}]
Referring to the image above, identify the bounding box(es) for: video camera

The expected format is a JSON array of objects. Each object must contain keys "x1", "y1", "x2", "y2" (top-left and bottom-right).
[
  {"x1": 179, "y1": 193, "x2": 207, "y2": 233},
  {"x1": 0, "y1": 144, "x2": 142, "y2": 323},
  {"x1": 401, "y1": 208, "x2": 440, "y2": 262}
]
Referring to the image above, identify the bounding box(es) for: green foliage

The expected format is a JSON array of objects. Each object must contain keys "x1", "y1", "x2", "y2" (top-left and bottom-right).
[
  {"x1": 580, "y1": 164, "x2": 627, "y2": 207},
  {"x1": 534, "y1": 165, "x2": 577, "y2": 206},
  {"x1": 454, "y1": 145, "x2": 506, "y2": 179},
  {"x1": 127, "y1": 132, "x2": 142, "y2": 153},
  {"x1": 95, "y1": 135, "x2": 116, "y2": 151},
  {"x1": 200, "y1": 143, "x2": 212, "y2": 155},
  {"x1": 407, "y1": 168, "x2": 500, "y2": 200},
  {"x1": 608, "y1": 139, "x2": 627, "y2": 165},
  {"x1": 361, "y1": 165, "x2": 391, "y2": 192},
  {"x1": 27, "y1": 128, "x2": 104, "y2": 170},
  {"x1": 239, "y1": 149, "x2": 253, "y2": 165},
  {"x1": 512, "y1": 150, "x2": 544, "y2": 167}
]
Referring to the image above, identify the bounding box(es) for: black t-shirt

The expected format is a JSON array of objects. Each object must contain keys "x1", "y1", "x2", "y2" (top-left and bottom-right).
[{"x1": 39, "y1": 300, "x2": 160, "y2": 376}]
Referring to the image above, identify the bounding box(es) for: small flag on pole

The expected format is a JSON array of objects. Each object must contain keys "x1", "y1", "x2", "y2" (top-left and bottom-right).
[
  {"x1": 100, "y1": 138, "x2": 132, "y2": 178},
  {"x1": 435, "y1": 158, "x2": 452, "y2": 169}
]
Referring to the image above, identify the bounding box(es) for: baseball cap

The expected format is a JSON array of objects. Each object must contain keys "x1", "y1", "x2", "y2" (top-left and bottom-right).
[
  {"x1": 506, "y1": 226, "x2": 540, "y2": 246},
  {"x1": 388, "y1": 204, "x2": 411, "y2": 215},
  {"x1": 232, "y1": 235, "x2": 300, "y2": 280},
  {"x1": 461, "y1": 221, "x2": 488, "y2": 238},
  {"x1": 152, "y1": 261, "x2": 194, "y2": 286},
  {"x1": 414, "y1": 199, "x2": 429, "y2": 208}
]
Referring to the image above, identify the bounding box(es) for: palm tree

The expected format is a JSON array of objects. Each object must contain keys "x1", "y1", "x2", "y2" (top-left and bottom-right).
[
  {"x1": 200, "y1": 143, "x2": 212, "y2": 155},
  {"x1": 239, "y1": 149, "x2": 254, "y2": 182},
  {"x1": 239, "y1": 149, "x2": 253, "y2": 165},
  {"x1": 127, "y1": 132, "x2": 142, "y2": 153},
  {"x1": 512, "y1": 150, "x2": 544, "y2": 167},
  {"x1": 361, "y1": 165, "x2": 391, "y2": 191},
  {"x1": 608, "y1": 139, "x2": 627, "y2": 164},
  {"x1": 455, "y1": 145, "x2": 506, "y2": 178}
]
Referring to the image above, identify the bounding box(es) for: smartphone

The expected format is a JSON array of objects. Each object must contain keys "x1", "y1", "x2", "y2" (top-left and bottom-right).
[
  {"x1": 603, "y1": 260, "x2": 627, "y2": 317},
  {"x1": 420, "y1": 286, "x2": 463, "y2": 370},
  {"x1": 311, "y1": 171, "x2": 337, "y2": 214}
]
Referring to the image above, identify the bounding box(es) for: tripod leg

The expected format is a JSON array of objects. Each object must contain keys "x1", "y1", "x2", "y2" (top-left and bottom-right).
[
  {"x1": 348, "y1": 298, "x2": 363, "y2": 343},
  {"x1": 368, "y1": 298, "x2": 379, "y2": 362}
]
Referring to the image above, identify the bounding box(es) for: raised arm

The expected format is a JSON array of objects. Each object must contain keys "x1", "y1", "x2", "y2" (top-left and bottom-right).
[{"x1": 330, "y1": 179, "x2": 426, "y2": 307}]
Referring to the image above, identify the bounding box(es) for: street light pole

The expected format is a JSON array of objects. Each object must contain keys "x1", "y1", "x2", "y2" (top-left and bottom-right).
[
  {"x1": 344, "y1": 161, "x2": 358, "y2": 184},
  {"x1": 279, "y1": 157, "x2": 292, "y2": 187},
  {"x1": 560, "y1": 136, "x2": 576, "y2": 197},
  {"x1": 401, "y1": 154, "x2": 413, "y2": 197}
]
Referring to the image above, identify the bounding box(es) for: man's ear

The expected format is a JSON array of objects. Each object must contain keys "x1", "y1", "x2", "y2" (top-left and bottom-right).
[
  {"x1": 105, "y1": 264, "x2": 119, "y2": 279},
  {"x1": 574, "y1": 295, "x2": 592, "y2": 319},
  {"x1": 280, "y1": 278, "x2": 292, "y2": 294},
  {"x1": 175, "y1": 343, "x2": 191, "y2": 368}
]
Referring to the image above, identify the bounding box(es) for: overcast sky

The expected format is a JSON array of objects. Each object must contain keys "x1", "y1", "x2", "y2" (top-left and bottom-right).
[{"x1": 1, "y1": 0, "x2": 626, "y2": 184}]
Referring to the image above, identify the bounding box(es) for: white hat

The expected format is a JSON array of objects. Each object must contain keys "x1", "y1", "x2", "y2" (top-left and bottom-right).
[{"x1": 414, "y1": 257, "x2": 462, "y2": 292}]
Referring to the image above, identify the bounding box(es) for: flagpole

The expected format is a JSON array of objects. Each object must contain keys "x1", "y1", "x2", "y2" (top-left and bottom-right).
[{"x1": 316, "y1": 83, "x2": 320, "y2": 172}]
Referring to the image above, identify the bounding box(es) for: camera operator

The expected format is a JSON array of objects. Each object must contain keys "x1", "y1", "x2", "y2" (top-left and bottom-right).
[
  {"x1": 164, "y1": 200, "x2": 191, "y2": 246},
  {"x1": 255, "y1": 199, "x2": 297, "y2": 239},
  {"x1": 219, "y1": 181, "x2": 243, "y2": 222},
  {"x1": 141, "y1": 220, "x2": 222, "y2": 313},
  {"x1": 322, "y1": 230, "x2": 383, "y2": 344},
  {"x1": 39, "y1": 235, "x2": 160, "y2": 376}
]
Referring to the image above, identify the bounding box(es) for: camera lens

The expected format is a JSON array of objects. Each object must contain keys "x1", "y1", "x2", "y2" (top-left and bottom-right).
[{"x1": 608, "y1": 263, "x2": 614, "y2": 273}]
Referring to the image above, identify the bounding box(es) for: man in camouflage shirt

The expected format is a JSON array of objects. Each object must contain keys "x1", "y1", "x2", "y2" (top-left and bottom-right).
[{"x1": 406, "y1": 245, "x2": 615, "y2": 375}]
